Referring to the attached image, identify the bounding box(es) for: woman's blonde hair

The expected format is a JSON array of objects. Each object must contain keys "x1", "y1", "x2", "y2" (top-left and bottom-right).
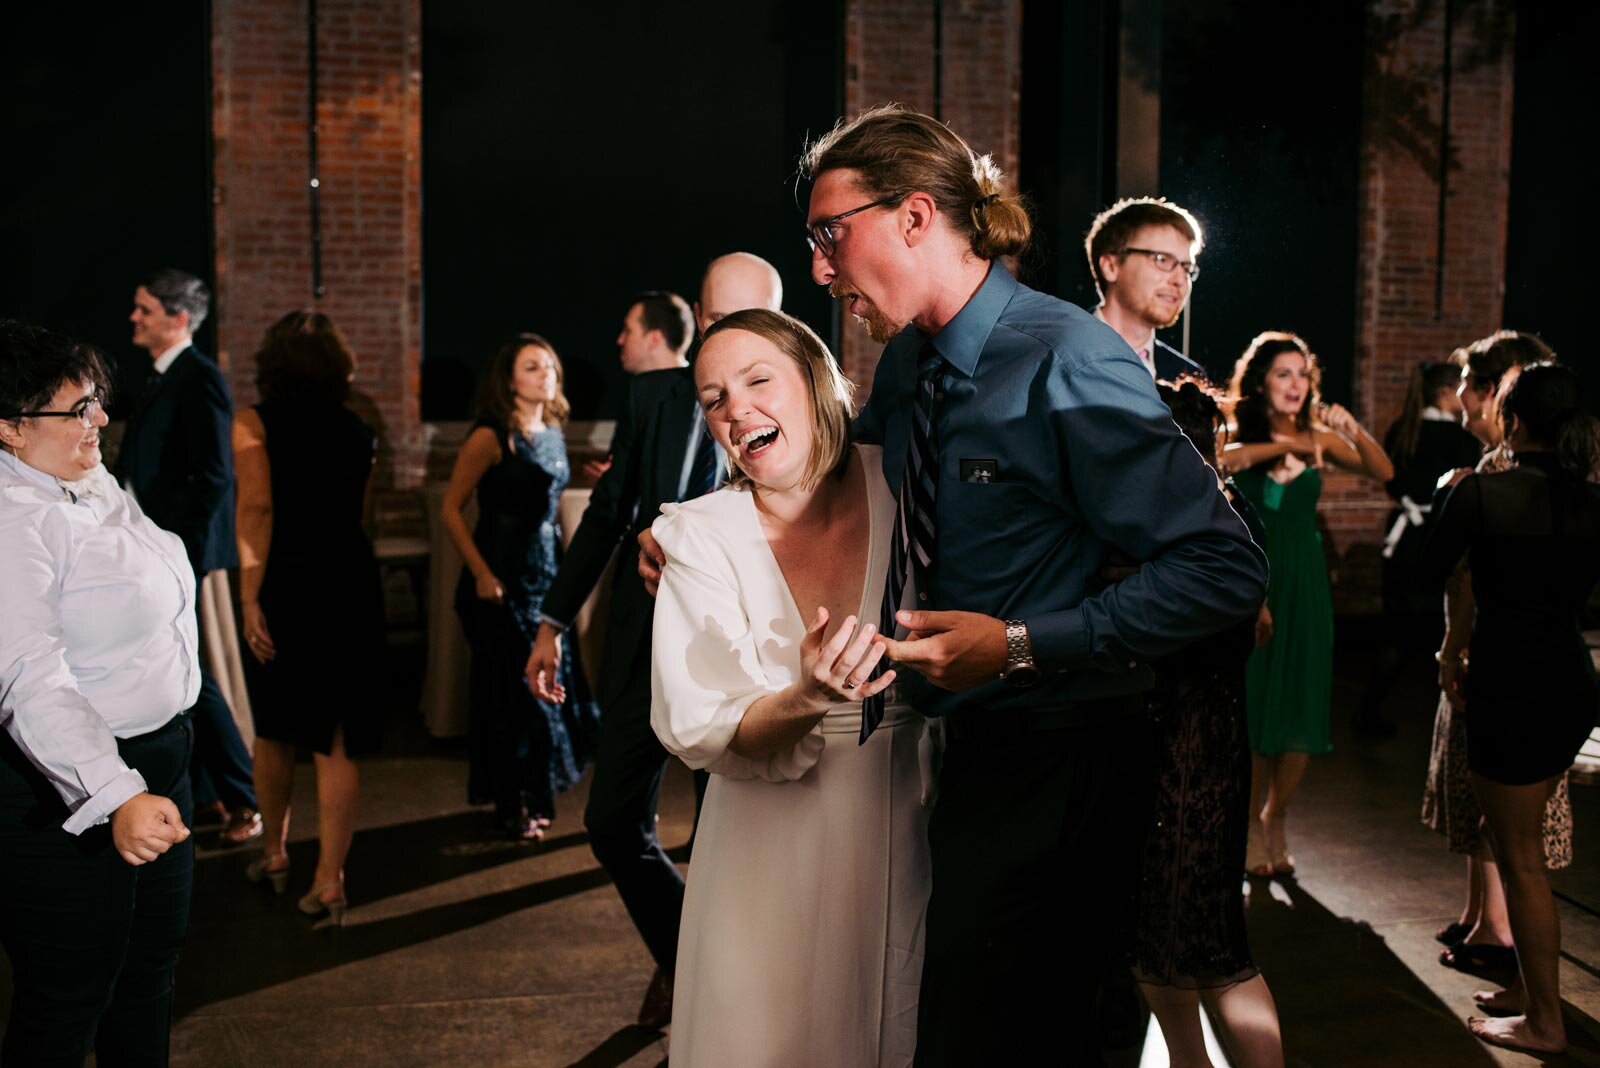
[
  {"x1": 699, "y1": 309, "x2": 856, "y2": 492},
  {"x1": 801, "y1": 103, "x2": 1031, "y2": 261}
]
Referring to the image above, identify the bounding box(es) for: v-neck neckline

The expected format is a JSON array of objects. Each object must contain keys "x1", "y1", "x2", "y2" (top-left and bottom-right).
[{"x1": 746, "y1": 446, "x2": 877, "y2": 633}]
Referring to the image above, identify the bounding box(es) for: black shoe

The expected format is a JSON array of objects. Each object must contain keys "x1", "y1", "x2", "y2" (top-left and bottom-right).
[{"x1": 638, "y1": 967, "x2": 673, "y2": 1029}]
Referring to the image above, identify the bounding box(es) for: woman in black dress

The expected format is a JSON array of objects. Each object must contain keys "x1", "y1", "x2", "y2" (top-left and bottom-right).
[
  {"x1": 1133, "y1": 377, "x2": 1284, "y2": 1068},
  {"x1": 441, "y1": 334, "x2": 599, "y2": 841},
  {"x1": 1423, "y1": 363, "x2": 1600, "y2": 1056},
  {"x1": 236, "y1": 310, "x2": 385, "y2": 925}
]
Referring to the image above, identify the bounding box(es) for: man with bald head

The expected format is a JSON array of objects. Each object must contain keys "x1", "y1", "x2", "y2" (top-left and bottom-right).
[{"x1": 526, "y1": 252, "x2": 781, "y2": 1028}]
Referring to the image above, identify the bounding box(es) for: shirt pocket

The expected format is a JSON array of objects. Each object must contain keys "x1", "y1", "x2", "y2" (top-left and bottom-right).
[{"x1": 938, "y1": 478, "x2": 1038, "y2": 547}]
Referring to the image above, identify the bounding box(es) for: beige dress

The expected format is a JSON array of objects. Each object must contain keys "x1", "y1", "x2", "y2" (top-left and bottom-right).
[{"x1": 650, "y1": 445, "x2": 932, "y2": 1068}]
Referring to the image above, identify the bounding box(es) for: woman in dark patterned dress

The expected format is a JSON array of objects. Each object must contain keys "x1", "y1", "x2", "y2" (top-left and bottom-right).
[
  {"x1": 1133, "y1": 378, "x2": 1284, "y2": 1068},
  {"x1": 237, "y1": 311, "x2": 385, "y2": 925},
  {"x1": 442, "y1": 334, "x2": 600, "y2": 841}
]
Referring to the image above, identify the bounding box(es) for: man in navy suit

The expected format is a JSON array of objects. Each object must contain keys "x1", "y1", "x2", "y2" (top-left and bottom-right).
[
  {"x1": 119, "y1": 269, "x2": 259, "y2": 844},
  {"x1": 1085, "y1": 197, "x2": 1209, "y2": 382},
  {"x1": 526, "y1": 255, "x2": 782, "y2": 1028}
]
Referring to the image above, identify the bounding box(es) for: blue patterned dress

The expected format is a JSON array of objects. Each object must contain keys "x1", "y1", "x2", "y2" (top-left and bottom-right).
[{"x1": 455, "y1": 422, "x2": 600, "y2": 827}]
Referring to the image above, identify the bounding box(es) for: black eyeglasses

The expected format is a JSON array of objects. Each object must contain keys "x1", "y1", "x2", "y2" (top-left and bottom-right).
[
  {"x1": 1117, "y1": 247, "x2": 1201, "y2": 281},
  {"x1": 805, "y1": 194, "x2": 903, "y2": 257},
  {"x1": 4, "y1": 395, "x2": 104, "y2": 428}
]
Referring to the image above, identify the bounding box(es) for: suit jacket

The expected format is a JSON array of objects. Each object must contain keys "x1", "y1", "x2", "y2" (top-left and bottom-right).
[
  {"x1": 115, "y1": 345, "x2": 238, "y2": 574},
  {"x1": 1152, "y1": 338, "x2": 1207, "y2": 383},
  {"x1": 541, "y1": 367, "x2": 698, "y2": 707}
]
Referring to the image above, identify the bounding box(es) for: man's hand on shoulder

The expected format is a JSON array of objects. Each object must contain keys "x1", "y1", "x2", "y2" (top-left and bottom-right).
[{"x1": 878, "y1": 610, "x2": 1007, "y2": 692}]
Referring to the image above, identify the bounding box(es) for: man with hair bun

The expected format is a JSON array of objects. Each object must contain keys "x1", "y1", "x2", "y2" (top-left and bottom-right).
[
  {"x1": 801, "y1": 104, "x2": 1269, "y2": 1063},
  {"x1": 1086, "y1": 196, "x2": 1208, "y2": 380}
]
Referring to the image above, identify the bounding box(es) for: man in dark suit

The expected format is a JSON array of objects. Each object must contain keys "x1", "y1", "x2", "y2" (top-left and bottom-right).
[
  {"x1": 526, "y1": 255, "x2": 782, "y2": 1027},
  {"x1": 1086, "y1": 197, "x2": 1209, "y2": 382},
  {"x1": 119, "y1": 269, "x2": 259, "y2": 844}
]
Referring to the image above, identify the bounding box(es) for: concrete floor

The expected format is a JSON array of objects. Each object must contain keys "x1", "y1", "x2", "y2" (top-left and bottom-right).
[{"x1": 3, "y1": 622, "x2": 1598, "y2": 1067}]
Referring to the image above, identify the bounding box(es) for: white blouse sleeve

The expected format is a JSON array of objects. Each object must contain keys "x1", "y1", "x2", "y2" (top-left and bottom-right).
[
  {"x1": 649, "y1": 504, "x2": 824, "y2": 781},
  {"x1": 0, "y1": 510, "x2": 147, "y2": 833}
]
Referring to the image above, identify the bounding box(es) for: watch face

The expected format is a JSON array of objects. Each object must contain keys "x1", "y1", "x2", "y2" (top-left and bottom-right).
[{"x1": 1005, "y1": 663, "x2": 1041, "y2": 689}]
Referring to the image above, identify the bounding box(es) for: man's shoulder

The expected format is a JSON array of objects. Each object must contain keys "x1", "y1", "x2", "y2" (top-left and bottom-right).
[
  {"x1": 1153, "y1": 338, "x2": 1207, "y2": 380},
  {"x1": 992, "y1": 284, "x2": 1135, "y2": 370},
  {"x1": 170, "y1": 346, "x2": 231, "y2": 394}
]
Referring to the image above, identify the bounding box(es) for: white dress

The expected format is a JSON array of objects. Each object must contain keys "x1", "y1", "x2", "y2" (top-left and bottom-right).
[{"x1": 650, "y1": 444, "x2": 931, "y2": 1068}]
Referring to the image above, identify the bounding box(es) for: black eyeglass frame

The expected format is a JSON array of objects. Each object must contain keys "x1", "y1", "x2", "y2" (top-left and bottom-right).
[
  {"x1": 1116, "y1": 247, "x2": 1202, "y2": 281},
  {"x1": 3, "y1": 395, "x2": 105, "y2": 427},
  {"x1": 805, "y1": 193, "x2": 905, "y2": 257}
]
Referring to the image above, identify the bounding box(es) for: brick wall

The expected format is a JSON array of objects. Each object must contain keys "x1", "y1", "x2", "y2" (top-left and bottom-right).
[
  {"x1": 212, "y1": 0, "x2": 424, "y2": 489},
  {"x1": 1337, "y1": 0, "x2": 1515, "y2": 610},
  {"x1": 839, "y1": 0, "x2": 1022, "y2": 392}
]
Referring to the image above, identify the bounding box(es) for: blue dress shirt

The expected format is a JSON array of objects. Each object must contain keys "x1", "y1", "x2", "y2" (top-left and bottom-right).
[{"x1": 855, "y1": 262, "x2": 1268, "y2": 719}]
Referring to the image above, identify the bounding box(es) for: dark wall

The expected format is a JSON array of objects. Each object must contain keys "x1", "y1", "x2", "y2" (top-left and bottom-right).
[
  {"x1": 0, "y1": 6, "x2": 215, "y2": 410},
  {"x1": 1504, "y1": 0, "x2": 1596, "y2": 411},
  {"x1": 1157, "y1": 0, "x2": 1364, "y2": 400},
  {"x1": 421, "y1": 1, "x2": 843, "y2": 421}
]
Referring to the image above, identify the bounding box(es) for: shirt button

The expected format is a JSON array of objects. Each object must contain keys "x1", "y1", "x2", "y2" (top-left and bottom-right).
[
  {"x1": 934, "y1": 390, "x2": 946, "y2": 401},
  {"x1": 1128, "y1": 661, "x2": 1138, "y2": 669},
  {"x1": 918, "y1": 592, "x2": 928, "y2": 602}
]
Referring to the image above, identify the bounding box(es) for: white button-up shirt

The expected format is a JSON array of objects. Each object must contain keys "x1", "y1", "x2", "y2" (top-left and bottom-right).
[{"x1": 0, "y1": 450, "x2": 200, "y2": 833}]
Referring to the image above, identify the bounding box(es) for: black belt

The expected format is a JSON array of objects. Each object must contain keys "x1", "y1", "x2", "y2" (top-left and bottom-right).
[
  {"x1": 120, "y1": 709, "x2": 192, "y2": 747},
  {"x1": 943, "y1": 692, "x2": 1146, "y2": 743}
]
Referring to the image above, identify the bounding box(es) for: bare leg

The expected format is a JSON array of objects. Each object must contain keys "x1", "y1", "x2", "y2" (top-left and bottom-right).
[
  {"x1": 1247, "y1": 755, "x2": 1273, "y2": 874},
  {"x1": 310, "y1": 730, "x2": 359, "y2": 902},
  {"x1": 1467, "y1": 774, "x2": 1566, "y2": 1054},
  {"x1": 1261, "y1": 752, "x2": 1309, "y2": 871},
  {"x1": 1201, "y1": 976, "x2": 1285, "y2": 1068},
  {"x1": 252, "y1": 736, "x2": 295, "y2": 864},
  {"x1": 1139, "y1": 982, "x2": 1213, "y2": 1068},
  {"x1": 1460, "y1": 855, "x2": 1483, "y2": 929},
  {"x1": 1465, "y1": 850, "x2": 1514, "y2": 947}
]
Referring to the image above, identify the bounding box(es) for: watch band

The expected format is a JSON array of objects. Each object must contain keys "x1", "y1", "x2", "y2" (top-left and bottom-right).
[{"x1": 1004, "y1": 619, "x2": 1033, "y2": 669}]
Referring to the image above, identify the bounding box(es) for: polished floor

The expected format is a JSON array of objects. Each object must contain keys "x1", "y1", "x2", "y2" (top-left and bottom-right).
[{"x1": 3, "y1": 622, "x2": 1597, "y2": 1067}]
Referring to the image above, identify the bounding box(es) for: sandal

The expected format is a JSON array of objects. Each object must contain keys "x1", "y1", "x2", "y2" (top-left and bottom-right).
[
  {"x1": 298, "y1": 880, "x2": 348, "y2": 927},
  {"x1": 1439, "y1": 942, "x2": 1516, "y2": 972},
  {"x1": 503, "y1": 815, "x2": 546, "y2": 843},
  {"x1": 1435, "y1": 921, "x2": 1471, "y2": 947}
]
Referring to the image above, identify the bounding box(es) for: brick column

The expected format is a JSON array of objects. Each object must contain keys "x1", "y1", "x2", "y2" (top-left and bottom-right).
[
  {"x1": 212, "y1": 0, "x2": 424, "y2": 488},
  {"x1": 1330, "y1": 0, "x2": 1515, "y2": 609},
  {"x1": 839, "y1": 0, "x2": 1022, "y2": 392}
]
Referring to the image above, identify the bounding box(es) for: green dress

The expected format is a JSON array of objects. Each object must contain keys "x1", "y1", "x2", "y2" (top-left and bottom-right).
[{"x1": 1234, "y1": 466, "x2": 1334, "y2": 755}]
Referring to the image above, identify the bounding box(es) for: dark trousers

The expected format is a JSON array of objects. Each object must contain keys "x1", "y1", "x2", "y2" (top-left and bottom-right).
[
  {"x1": 914, "y1": 698, "x2": 1153, "y2": 1068},
  {"x1": 187, "y1": 570, "x2": 255, "y2": 812},
  {"x1": 584, "y1": 668, "x2": 693, "y2": 974},
  {"x1": 0, "y1": 713, "x2": 195, "y2": 1067}
]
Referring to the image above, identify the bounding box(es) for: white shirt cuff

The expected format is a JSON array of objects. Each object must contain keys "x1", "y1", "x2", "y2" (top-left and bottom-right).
[{"x1": 61, "y1": 767, "x2": 149, "y2": 835}]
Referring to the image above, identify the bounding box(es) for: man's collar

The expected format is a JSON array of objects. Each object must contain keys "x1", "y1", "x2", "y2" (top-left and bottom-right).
[
  {"x1": 152, "y1": 340, "x2": 190, "y2": 375},
  {"x1": 0, "y1": 448, "x2": 59, "y2": 492},
  {"x1": 1091, "y1": 305, "x2": 1156, "y2": 357},
  {"x1": 925, "y1": 260, "x2": 1016, "y2": 377},
  {"x1": 1421, "y1": 406, "x2": 1454, "y2": 423}
]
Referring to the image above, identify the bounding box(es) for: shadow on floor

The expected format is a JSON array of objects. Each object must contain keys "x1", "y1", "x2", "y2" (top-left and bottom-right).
[
  {"x1": 175, "y1": 809, "x2": 607, "y2": 1017},
  {"x1": 563, "y1": 1025, "x2": 665, "y2": 1068}
]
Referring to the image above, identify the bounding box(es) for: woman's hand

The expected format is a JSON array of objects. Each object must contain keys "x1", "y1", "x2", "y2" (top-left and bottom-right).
[
  {"x1": 1438, "y1": 650, "x2": 1468, "y2": 710},
  {"x1": 797, "y1": 607, "x2": 895, "y2": 707},
  {"x1": 242, "y1": 602, "x2": 276, "y2": 663},
  {"x1": 525, "y1": 623, "x2": 567, "y2": 703},
  {"x1": 637, "y1": 528, "x2": 664, "y2": 597},
  {"x1": 1320, "y1": 402, "x2": 1360, "y2": 438},
  {"x1": 1254, "y1": 604, "x2": 1275, "y2": 647},
  {"x1": 475, "y1": 571, "x2": 505, "y2": 603},
  {"x1": 1272, "y1": 431, "x2": 1323, "y2": 468},
  {"x1": 111, "y1": 792, "x2": 190, "y2": 866}
]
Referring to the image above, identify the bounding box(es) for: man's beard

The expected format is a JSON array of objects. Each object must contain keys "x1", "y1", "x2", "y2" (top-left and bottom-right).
[
  {"x1": 831, "y1": 284, "x2": 903, "y2": 344},
  {"x1": 1136, "y1": 292, "x2": 1185, "y2": 330}
]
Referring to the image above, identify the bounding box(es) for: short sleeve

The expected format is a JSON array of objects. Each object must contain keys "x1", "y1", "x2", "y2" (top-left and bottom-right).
[{"x1": 649, "y1": 503, "x2": 823, "y2": 781}]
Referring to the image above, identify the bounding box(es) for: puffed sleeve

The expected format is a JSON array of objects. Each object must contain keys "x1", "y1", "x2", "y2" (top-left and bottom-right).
[
  {"x1": 0, "y1": 509, "x2": 147, "y2": 833},
  {"x1": 649, "y1": 503, "x2": 824, "y2": 781}
]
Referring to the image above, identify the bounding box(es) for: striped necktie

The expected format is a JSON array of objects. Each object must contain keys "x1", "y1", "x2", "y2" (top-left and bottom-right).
[
  {"x1": 861, "y1": 345, "x2": 943, "y2": 744},
  {"x1": 683, "y1": 420, "x2": 721, "y2": 502}
]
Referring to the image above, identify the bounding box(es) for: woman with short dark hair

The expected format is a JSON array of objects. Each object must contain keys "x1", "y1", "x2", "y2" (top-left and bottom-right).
[
  {"x1": 0, "y1": 319, "x2": 196, "y2": 1061},
  {"x1": 235, "y1": 310, "x2": 385, "y2": 925}
]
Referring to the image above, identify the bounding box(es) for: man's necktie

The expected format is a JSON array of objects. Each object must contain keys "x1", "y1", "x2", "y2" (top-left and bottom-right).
[
  {"x1": 861, "y1": 346, "x2": 943, "y2": 744},
  {"x1": 683, "y1": 422, "x2": 720, "y2": 502}
]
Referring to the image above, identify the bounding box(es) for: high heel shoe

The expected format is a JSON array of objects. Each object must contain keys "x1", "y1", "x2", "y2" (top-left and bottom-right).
[
  {"x1": 245, "y1": 851, "x2": 290, "y2": 894},
  {"x1": 298, "y1": 880, "x2": 347, "y2": 927}
]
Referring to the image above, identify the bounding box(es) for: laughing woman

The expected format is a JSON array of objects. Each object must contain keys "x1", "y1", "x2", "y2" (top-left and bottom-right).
[
  {"x1": 650, "y1": 309, "x2": 930, "y2": 1067},
  {"x1": 1222, "y1": 331, "x2": 1393, "y2": 877}
]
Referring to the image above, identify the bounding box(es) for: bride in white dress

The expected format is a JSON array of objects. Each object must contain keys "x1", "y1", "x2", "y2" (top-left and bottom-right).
[{"x1": 650, "y1": 309, "x2": 931, "y2": 1067}]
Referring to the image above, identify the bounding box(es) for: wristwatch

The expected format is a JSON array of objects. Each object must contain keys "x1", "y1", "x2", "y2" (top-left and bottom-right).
[{"x1": 999, "y1": 619, "x2": 1040, "y2": 688}]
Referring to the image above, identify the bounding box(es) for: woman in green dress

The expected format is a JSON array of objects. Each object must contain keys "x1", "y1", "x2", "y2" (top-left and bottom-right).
[{"x1": 1223, "y1": 332, "x2": 1393, "y2": 877}]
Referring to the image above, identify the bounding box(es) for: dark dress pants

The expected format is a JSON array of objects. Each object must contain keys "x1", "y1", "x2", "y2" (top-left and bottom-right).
[
  {"x1": 583, "y1": 654, "x2": 689, "y2": 974},
  {"x1": 0, "y1": 713, "x2": 195, "y2": 1068},
  {"x1": 186, "y1": 570, "x2": 256, "y2": 812},
  {"x1": 914, "y1": 698, "x2": 1153, "y2": 1068}
]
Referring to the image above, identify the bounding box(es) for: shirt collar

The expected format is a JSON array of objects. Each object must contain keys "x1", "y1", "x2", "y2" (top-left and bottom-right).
[
  {"x1": 925, "y1": 260, "x2": 1018, "y2": 377},
  {"x1": 152, "y1": 340, "x2": 189, "y2": 375},
  {"x1": 0, "y1": 448, "x2": 60, "y2": 492},
  {"x1": 1092, "y1": 305, "x2": 1156, "y2": 363},
  {"x1": 1421, "y1": 406, "x2": 1454, "y2": 423}
]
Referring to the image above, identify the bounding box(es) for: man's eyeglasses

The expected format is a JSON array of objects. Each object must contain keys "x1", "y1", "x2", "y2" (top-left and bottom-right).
[
  {"x1": 805, "y1": 194, "x2": 903, "y2": 258},
  {"x1": 1117, "y1": 248, "x2": 1201, "y2": 281},
  {"x1": 5, "y1": 395, "x2": 105, "y2": 428}
]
